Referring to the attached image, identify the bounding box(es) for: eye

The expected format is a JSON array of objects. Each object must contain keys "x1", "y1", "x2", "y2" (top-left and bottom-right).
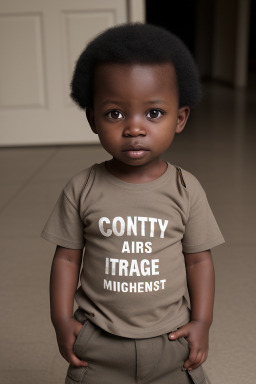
[
  {"x1": 106, "y1": 110, "x2": 124, "y2": 120},
  {"x1": 146, "y1": 109, "x2": 164, "y2": 119}
]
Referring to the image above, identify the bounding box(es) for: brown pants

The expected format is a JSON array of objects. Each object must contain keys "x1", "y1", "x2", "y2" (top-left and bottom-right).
[{"x1": 65, "y1": 310, "x2": 206, "y2": 384}]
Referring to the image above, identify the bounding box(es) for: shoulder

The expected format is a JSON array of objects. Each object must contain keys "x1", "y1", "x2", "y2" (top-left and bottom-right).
[
  {"x1": 63, "y1": 164, "x2": 97, "y2": 205},
  {"x1": 179, "y1": 168, "x2": 204, "y2": 190},
  {"x1": 176, "y1": 167, "x2": 206, "y2": 202}
]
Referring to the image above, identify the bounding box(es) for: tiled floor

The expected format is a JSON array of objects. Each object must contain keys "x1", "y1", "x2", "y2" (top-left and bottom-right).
[{"x1": 0, "y1": 81, "x2": 255, "y2": 383}]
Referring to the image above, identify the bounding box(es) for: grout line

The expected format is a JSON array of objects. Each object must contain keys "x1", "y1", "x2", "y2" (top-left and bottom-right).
[{"x1": 0, "y1": 147, "x2": 61, "y2": 215}]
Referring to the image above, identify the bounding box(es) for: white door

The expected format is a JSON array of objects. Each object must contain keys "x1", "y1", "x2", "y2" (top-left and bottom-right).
[{"x1": 0, "y1": 0, "x2": 127, "y2": 146}]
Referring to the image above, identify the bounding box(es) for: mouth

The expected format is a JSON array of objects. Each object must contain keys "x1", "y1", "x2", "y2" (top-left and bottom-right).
[
  {"x1": 122, "y1": 144, "x2": 149, "y2": 159},
  {"x1": 122, "y1": 144, "x2": 148, "y2": 152}
]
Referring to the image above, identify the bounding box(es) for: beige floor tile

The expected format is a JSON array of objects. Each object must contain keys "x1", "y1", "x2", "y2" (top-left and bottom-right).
[
  {"x1": 33, "y1": 145, "x2": 110, "y2": 184},
  {"x1": 0, "y1": 147, "x2": 57, "y2": 211},
  {"x1": 204, "y1": 244, "x2": 256, "y2": 384}
]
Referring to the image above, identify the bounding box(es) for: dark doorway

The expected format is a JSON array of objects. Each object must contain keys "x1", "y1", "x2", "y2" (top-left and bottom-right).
[
  {"x1": 249, "y1": 0, "x2": 256, "y2": 72},
  {"x1": 146, "y1": 0, "x2": 196, "y2": 54}
]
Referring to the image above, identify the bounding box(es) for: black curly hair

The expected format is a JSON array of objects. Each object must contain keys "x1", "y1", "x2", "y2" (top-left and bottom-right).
[{"x1": 70, "y1": 23, "x2": 202, "y2": 109}]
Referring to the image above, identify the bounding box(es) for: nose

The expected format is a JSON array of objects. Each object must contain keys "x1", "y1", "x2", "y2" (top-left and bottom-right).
[{"x1": 123, "y1": 117, "x2": 146, "y2": 137}]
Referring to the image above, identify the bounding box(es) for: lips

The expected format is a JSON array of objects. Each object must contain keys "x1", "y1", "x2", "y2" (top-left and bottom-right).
[
  {"x1": 122, "y1": 144, "x2": 149, "y2": 152},
  {"x1": 122, "y1": 143, "x2": 149, "y2": 159}
]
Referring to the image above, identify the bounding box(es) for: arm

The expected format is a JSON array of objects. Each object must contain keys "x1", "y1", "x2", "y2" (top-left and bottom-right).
[
  {"x1": 50, "y1": 245, "x2": 88, "y2": 367},
  {"x1": 169, "y1": 250, "x2": 215, "y2": 370}
]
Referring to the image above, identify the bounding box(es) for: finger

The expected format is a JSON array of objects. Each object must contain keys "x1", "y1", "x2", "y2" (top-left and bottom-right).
[
  {"x1": 183, "y1": 349, "x2": 200, "y2": 370},
  {"x1": 195, "y1": 352, "x2": 207, "y2": 368},
  {"x1": 185, "y1": 348, "x2": 209, "y2": 370},
  {"x1": 60, "y1": 346, "x2": 88, "y2": 368},
  {"x1": 186, "y1": 359, "x2": 203, "y2": 371},
  {"x1": 74, "y1": 322, "x2": 83, "y2": 337},
  {"x1": 168, "y1": 327, "x2": 188, "y2": 340},
  {"x1": 68, "y1": 353, "x2": 88, "y2": 367}
]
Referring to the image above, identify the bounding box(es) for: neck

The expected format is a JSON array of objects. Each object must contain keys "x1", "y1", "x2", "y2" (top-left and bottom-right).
[{"x1": 105, "y1": 159, "x2": 167, "y2": 183}]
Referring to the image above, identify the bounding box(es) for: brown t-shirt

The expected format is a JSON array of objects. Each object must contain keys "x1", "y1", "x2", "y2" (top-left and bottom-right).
[{"x1": 41, "y1": 162, "x2": 224, "y2": 338}]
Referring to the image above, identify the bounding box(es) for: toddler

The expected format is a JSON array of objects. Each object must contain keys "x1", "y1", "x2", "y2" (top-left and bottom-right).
[{"x1": 41, "y1": 23, "x2": 224, "y2": 384}]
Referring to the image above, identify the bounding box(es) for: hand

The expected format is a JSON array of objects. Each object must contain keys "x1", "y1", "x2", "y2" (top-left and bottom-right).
[
  {"x1": 54, "y1": 317, "x2": 88, "y2": 367},
  {"x1": 168, "y1": 321, "x2": 209, "y2": 370}
]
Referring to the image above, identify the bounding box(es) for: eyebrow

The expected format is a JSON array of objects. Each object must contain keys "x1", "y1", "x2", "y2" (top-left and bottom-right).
[
  {"x1": 145, "y1": 100, "x2": 169, "y2": 106},
  {"x1": 100, "y1": 100, "x2": 124, "y2": 107}
]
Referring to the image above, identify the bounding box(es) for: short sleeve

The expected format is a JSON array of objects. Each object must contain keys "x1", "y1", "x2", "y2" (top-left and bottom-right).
[
  {"x1": 41, "y1": 190, "x2": 85, "y2": 249},
  {"x1": 182, "y1": 175, "x2": 224, "y2": 253}
]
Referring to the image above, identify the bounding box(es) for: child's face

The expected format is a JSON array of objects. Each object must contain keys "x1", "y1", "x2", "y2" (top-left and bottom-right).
[{"x1": 87, "y1": 63, "x2": 189, "y2": 173}]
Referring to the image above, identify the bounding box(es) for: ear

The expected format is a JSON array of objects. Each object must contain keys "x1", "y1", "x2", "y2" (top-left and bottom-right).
[
  {"x1": 86, "y1": 108, "x2": 97, "y2": 134},
  {"x1": 176, "y1": 106, "x2": 190, "y2": 134}
]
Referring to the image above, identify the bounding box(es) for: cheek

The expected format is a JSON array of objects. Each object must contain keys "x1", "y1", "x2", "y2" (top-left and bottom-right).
[
  {"x1": 96, "y1": 129, "x2": 119, "y2": 152},
  {"x1": 155, "y1": 129, "x2": 175, "y2": 147}
]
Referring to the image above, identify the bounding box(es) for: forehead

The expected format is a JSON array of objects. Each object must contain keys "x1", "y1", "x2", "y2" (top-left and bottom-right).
[{"x1": 93, "y1": 63, "x2": 178, "y2": 100}]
